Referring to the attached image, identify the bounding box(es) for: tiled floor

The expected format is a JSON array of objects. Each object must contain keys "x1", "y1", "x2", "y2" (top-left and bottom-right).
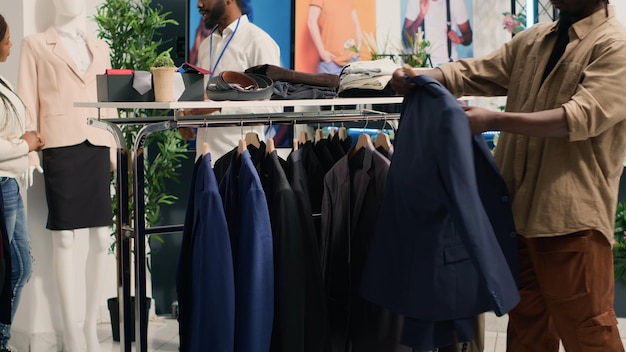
[
  {"x1": 483, "y1": 313, "x2": 626, "y2": 352},
  {"x1": 97, "y1": 316, "x2": 179, "y2": 352},
  {"x1": 97, "y1": 313, "x2": 626, "y2": 351}
]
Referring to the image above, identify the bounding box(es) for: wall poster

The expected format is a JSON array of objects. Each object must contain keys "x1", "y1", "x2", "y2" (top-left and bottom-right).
[
  {"x1": 294, "y1": 0, "x2": 474, "y2": 73},
  {"x1": 188, "y1": 0, "x2": 293, "y2": 69}
]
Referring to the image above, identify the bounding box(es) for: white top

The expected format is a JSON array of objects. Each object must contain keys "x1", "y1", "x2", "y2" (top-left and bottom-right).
[
  {"x1": 196, "y1": 15, "x2": 281, "y2": 162},
  {"x1": 0, "y1": 75, "x2": 29, "y2": 178},
  {"x1": 405, "y1": 0, "x2": 469, "y2": 67},
  {"x1": 56, "y1": 28, "x2": 92, "y2": 75}
]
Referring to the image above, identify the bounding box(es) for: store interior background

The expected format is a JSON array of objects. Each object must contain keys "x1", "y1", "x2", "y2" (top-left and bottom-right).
[{"x1": 2, "y1": 0, "x2": 626, "y2": 350}]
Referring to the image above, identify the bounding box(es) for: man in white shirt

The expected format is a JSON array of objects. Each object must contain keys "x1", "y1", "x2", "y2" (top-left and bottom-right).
[
  {"x1": 180, "y1": 0, "x2": 281, "y2": 162},
  {"x1": 403, "y1": 0, "x2": 473, "y2": 67}
]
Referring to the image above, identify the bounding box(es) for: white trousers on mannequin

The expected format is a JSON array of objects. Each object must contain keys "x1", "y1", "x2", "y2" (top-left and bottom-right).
[{"x1": 52, "y1": 227, "x2": 109, "y2": 352}]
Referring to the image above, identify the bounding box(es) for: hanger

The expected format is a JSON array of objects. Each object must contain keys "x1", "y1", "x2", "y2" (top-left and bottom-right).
[
  {"x1": 266, "y1": 137, "x2": 275, "y2": 156},
  {"x1": 374, "y1": 117, "x2": 392, "y2": 151},
  {"x1": 202, "y1": 142, "x2": 210, "y2": 156},
  {"x1": 349, "y1": 117, "x2": 373, "y2": 158},
  {"x1": 245, "y1": 131, "x2": 261, "y2": 148},
  {"x1": 314, "y1": 127, "x2": 323, "y2": 145},
  {"x1": 338, "y1": 124, "x2": 348, "y2": 141},
  {"x1": 349, "y1": 133, "x2": 373, "y2": 159},
  {"x1": 237, "y1": 138, "x2": 247, "y2": 157},
  {"x1": 264, "y1": 118, "x2": 274, "y2": 156},
  {"x1": 299, "y1": 130, "x2": 309, "y2": 144},
  {"x1": 374, "y1": 132, "x2": 392, "y2": 151},
  {"x1": 328, "y1": 127, "x2": 336, "y2": 138}
]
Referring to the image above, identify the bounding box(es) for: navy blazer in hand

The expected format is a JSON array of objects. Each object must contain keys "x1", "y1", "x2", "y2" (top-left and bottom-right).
[{"x1": 360, "y1": 75, "x2": 520, "y2": 322}]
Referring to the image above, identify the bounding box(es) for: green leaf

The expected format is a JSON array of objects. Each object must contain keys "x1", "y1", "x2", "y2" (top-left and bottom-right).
[{"x1": 96, "y1": 0, "x2": 188, "y2": 269}]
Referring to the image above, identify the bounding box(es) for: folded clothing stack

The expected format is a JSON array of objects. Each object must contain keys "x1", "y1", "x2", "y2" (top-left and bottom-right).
[
  {"x1": 245, "y1": 64, "x2": 339, "y2": 100},
  {"x1": 338, "y1": 58, "x2": 401, "y2": 97}
]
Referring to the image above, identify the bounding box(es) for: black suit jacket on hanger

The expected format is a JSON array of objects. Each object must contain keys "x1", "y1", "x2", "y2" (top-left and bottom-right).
[{"x1": 321, "y1": 144, "x2": 409, "y2": 352}]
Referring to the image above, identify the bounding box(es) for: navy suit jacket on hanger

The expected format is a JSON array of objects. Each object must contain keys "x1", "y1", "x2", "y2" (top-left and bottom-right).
[
  {"x1": 220, "y1": 149, "x2": 274, "y2": 352},
  {"x1": 176, "y1": 154, "x2": 235, "y2": 351}
]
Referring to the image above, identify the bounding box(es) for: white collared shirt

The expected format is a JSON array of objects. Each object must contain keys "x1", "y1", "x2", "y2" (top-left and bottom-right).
[
  {"x1": 196, "y1": 15, "x2": 282, "y2": 162},
  {"x1": 56, "y1": 28, "x2": 92, "y2": 75}
]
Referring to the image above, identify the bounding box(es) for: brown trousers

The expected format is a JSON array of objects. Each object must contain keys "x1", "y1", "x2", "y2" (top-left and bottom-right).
[{"x1": 507, "y1": 230, "x2": 624, "y2": 352}]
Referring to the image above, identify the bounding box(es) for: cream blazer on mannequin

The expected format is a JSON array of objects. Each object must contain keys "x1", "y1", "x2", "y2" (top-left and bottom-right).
[{"x1": 17, "y1": 26, "x2": 117, "y2": 167}]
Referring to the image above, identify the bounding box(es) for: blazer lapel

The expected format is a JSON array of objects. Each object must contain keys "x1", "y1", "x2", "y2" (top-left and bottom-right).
[
  {"x1": 45, "y1": 26, "x2": 87, "y2": 83},
  {"x1": 350, "y1": 145, "x2": 374, "y2": 227}
]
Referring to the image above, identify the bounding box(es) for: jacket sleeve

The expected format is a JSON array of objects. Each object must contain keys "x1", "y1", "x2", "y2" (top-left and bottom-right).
[{"x1": 435, "y1": 102, "x2": 520, "y2": 316}]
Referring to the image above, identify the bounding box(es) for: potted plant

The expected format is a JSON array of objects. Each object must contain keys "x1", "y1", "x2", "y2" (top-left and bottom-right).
[
  {"x1": 401, "y1": 28, "x2": 432, "y2": 68},
  {"x1": 613, "y1": 201, "x2": 626, "y2": 317},
  {"x1": 502, "y1": 12, "x2": 527, "y2": 35},
  {"x1": 151, "y1": 52, "x2": 177, "y2": 102},
  {"x1": 613, "y1": 202, "x2": 626, "y2": 282},
  {"x1": 93, "y1": 0, "x2": 187, "y2": 341}
]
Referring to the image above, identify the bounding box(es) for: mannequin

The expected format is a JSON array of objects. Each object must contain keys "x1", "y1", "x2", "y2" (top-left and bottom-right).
[{"x1": 17, "y1": 0, "x2": 116, "y2": 351}]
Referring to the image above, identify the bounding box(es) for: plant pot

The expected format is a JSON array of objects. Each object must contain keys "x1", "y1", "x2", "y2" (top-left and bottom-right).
[
  {"x1": 151, "y1": 67, "x2": 177, "y2": 102},
  {"x1": 107, "y1": 296, "x2": 152, "y2": 342}
]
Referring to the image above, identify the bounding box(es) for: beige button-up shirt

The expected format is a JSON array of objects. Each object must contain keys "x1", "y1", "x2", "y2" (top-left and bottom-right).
[{"x1": 439, "y1": 6, "x2": 626, "y2": 244}]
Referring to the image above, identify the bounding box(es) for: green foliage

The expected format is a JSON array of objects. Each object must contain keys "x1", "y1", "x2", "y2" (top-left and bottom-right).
[
  {"x1": 152, "y1": 52, "x2": 176, "y2": 68},
  {"x1": 94, "y1": 0, "x2": 188, "y2": 258},
  {"x1": 614, "y1": 202, "x2": 626, "y2": 283},
  {"x1": 144, "y1": 129, "x2": 188, "y2": 227},
  {"x1": 93, "y1": 0, "x2": 178, "y2": 71},
  {"x1": 502, "y1": 12, "x2": 527, "y2": 35},
  {"x1": 401, "y1": 29, "x2": 432, "y2": 68},
  {"x1": 362, "y1": 32, "x2": 392, "y2": 62}
]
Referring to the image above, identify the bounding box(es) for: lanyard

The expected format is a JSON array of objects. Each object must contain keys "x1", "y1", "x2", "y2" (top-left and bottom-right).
[{"x1": 209, "y1": 18, "x2": 241, "y2": 79}]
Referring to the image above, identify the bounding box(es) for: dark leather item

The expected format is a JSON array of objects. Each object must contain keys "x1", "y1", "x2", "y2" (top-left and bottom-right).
[
  {"x1": 245, "y1": 64, "x2": 340, "y2": 88},
  {"x1": 206, "y1": 71, "x2": 273, "y2": 101}
]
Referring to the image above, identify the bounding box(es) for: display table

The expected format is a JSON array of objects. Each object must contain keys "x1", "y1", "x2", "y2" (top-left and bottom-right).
[
  {"x1": 76, "y1": 97, "x2": 404, "y2": 352},
  {"x1": 75, "y1": 96, "x2": 404, "y2": 111}
]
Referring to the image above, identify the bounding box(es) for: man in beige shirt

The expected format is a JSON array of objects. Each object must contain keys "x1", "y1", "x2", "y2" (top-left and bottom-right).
[{"x1": 393, "y1": 0, "x2": 625, "y2": 351}]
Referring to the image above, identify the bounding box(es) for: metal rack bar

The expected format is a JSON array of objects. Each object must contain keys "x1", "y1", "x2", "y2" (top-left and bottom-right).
[{"x1": 88, "y1": 101, "x2": 402, "y2": 352}]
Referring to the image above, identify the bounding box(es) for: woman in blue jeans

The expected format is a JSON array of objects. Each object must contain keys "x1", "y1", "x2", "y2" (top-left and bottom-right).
[{"x1": 0, "y1": 13, "x2": 45, "y2": 351}]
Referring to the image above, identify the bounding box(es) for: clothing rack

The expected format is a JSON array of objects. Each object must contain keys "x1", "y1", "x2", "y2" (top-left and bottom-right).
[{"x1": 78, "y1": 98, "x2": 403, "y2": 352}]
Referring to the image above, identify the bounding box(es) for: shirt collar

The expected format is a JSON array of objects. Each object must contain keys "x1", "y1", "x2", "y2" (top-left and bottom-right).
[
  {"x1": 55, "y1": 27, "x2": 86, "y2": 42},
  {"x1": 216, "y1": 14, "x2": 249, "y2": 38},
  {"x1": 544, "y1": 5, "x2": 613, "y2": 40},
  {"x1": 571, "y1": 5, "x2": 614, "y2": 40}
]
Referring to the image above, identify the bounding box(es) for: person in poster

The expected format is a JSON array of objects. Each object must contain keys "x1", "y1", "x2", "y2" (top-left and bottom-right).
[
  {"x1": 307, "y1": 0, "x2": 363, "y2": 75},
  {"x1": 403, "y1": 0, "x2": 473, "y2": 67},
  {"x1": 188, "y1": 0, "x2": 291, "y2": 68}
]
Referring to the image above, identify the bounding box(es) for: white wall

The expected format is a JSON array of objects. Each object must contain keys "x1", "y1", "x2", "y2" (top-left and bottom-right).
[{"x1": 615, "y1": 1, "x2": 626, "y2": 24}]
